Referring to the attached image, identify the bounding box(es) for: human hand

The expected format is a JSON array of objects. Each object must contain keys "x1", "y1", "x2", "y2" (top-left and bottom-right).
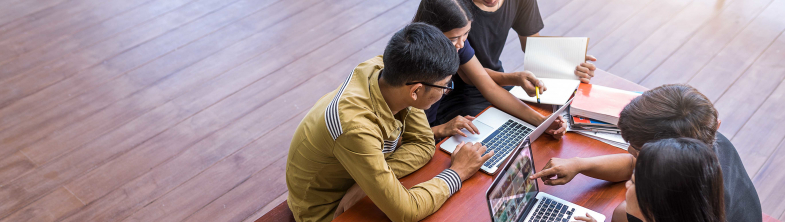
[
  {"x1": 572, "y1": 213, "x2": 598, "y2": 222},
  {"x1": 545, "y1": 115, "x2": 567, "y2": 139},
  {"x1": 450, "y1": 142, "x2": 494, "y2": 181},
  {"x1": 438, "y1": 115, "x2": 479, "y2": 138},
  {"x1": 514, "y1": 71, "x2": 546, "y2": 97},
  {"x1": 575, "y1": 55, "x2": 597, "y2": 83},
  {"x1": 333, "y1": 183, "x2": 366, "y2": 219},
  {"x1": 528, "y1": 157, "x2": 583, "y2": 185}
]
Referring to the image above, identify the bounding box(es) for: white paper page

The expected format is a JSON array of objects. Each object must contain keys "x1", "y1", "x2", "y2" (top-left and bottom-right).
[
  {"x1": 510, "y1": 78, "x2": 580, "y2": 105},
  {"x1": 523, "y1": 37, "x2": 588, "y2": 80}
]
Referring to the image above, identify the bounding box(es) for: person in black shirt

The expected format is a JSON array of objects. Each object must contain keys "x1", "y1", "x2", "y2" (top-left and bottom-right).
[
  {"x1": 437, "y1": 0, "x2": 598, "y2": 123},
  {"x1": 529, "y1": 84, "x2": 763, "y2": 222},
  {"x1": 412, "y1": 0, "x2": 567, "y2": 139}
]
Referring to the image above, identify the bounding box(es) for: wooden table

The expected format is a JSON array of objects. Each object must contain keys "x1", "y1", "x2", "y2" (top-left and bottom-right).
[{"x1": 334, "y1": 70, "x2": 647, "y2": 222}]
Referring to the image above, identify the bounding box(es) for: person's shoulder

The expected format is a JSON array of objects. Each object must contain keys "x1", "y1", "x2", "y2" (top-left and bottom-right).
[
  {"x1": 713, "y1": 132, "x2": 739, "y2": 159},
  {"x1": 323, "y1": 56, "x2": 384, "y2": 140}
]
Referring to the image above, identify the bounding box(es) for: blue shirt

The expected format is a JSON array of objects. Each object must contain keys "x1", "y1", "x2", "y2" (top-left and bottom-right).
[{"x1": 425, "y1": 39, "x2": 475, "y2": 126}]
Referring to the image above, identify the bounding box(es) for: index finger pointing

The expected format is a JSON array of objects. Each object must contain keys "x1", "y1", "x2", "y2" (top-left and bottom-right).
[{"x1": 529, "y1": 167, "x2": 556, "y2": 180}]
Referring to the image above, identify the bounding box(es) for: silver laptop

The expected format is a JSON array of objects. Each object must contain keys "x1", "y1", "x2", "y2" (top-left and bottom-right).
[
  {"x1": 486, "y1": 138, "x2": 606, "y2": 222},
  {"x1": 439, "y1": 100, "x2": 571, "y2": 174}
]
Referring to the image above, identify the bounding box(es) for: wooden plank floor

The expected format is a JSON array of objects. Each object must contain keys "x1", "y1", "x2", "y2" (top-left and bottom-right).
[{"x1": 1, "y1": 0, "x2": 783, "y2": 221}]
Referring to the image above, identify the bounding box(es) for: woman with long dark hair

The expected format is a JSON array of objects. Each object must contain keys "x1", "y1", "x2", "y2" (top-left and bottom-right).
[
  {"x1": 625, "y1": 138, "x2": 726, "y2": 222},
  {"x1": 412, "y1": 0, "x2": 566, "y2": 139}
]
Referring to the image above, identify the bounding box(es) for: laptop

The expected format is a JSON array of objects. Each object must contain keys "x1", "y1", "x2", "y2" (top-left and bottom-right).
[
  {"x1": 439, "y1": 100, "x2": 571, "y2": 174},
  {"x1": 486, "y1": 138, "x2": 606, "y2": 222}
]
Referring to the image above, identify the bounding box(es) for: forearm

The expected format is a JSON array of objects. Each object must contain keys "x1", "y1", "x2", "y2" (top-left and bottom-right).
[
  {"x1": 485, "y1": 68, "x2": 520, "y2": 86},
  {"x1": 388, "y1": 108, "x2": 437, "y2": 177},
  {"x1": 431, "y1": 125, "x2": 448, "y2": 139},
  {"x1": 386, "y1": 143, "x2": 435, "y2": 178},
  {"x1": 576, "y1": 154, "x2": 635, "y2": 182},
  {"x1": 335, "y1": 133, "x2": 454, "y2": 222},
  {"x1": 476, "y1": 80, "x2": 546, "y2": 126}
]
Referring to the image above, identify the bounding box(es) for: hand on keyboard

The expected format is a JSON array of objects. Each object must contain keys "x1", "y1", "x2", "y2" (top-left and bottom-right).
[{"x1": 450, "y1": 142, "x2": 494, "y2": 181}]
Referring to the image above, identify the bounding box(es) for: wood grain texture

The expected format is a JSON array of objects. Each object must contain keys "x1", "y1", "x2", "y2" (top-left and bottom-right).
[
  {"x1": 712, "y1": 31, "x2": 785, "y2": 139},
  {"x1": 753, "y1": 141, "x2": 785, "y2": 222},
  {"x1": 607, "y1": 0, "x2": 735, "y2": 83},
  {"x1": 0, "y1": 0, "x2": 287, "y2": 184},
  {"x1": 0, "y1": 0, "x2": 196, "y2": 80},
  {"x1": 0, "y1": 187, "x2": 84, "y2": 222},
  {"x1": 0, "y1": 0, "x2": 155, "y2": 63},
  {"x1": 3, "y1": 0, "x2": 783, "y2": 220},
  {"x1": 637, "y1": 0, "x2": 775, "y2": 88},
  {"x1": 588, "y1": 0, "x2": 692, "y2": 69},
  {"x1": 687, "y1": 0, "x2": 785, "y2": 102}
]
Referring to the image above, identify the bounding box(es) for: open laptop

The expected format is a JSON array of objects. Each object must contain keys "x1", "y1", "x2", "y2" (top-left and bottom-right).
[
  {"x1": 439, "y1": 100, "x2": 571, "y2": 174},
  {"x1": 486, "y1": 138, "x2": 606, "y2": 222}
]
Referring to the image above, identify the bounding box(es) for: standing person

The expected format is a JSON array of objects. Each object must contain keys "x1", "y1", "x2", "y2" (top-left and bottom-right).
[
  {"x1": 412, "y1": 0, "x2": 566, "y2": 139},
  {"x1": 575, "y1": 138, "x2": 727, "y2": 222},
  {"x1": 437, "y1": 0, "x2": 598, "y2": 123},
  {"x1": 529, "y1": 84, "x2": 762, "y2": 222},
  {"x1": 286, "y1": 23, "x2": 493, "y2": 222}
]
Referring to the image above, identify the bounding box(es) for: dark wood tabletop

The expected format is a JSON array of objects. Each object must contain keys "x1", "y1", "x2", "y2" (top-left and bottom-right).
[{"x1": 334, "y1": 70, "x2": 648, "y2": 222}]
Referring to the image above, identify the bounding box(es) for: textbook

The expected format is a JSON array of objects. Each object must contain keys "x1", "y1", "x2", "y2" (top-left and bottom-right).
[
  {"x1": 571, "y1": 116, "x2": 612, "y2": 127},
  {"x1": 562, "y1": 112, "x2": 628, "y2": 150},
  {"x1": 570, "y1": 83, "x2": 641, "y2": 125},
  {"x1": 510, "y1": 37, "x2": 588, "y2": 105}
]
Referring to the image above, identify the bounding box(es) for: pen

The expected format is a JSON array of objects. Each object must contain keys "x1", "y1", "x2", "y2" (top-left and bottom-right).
[{"x1": 535, "y1": 86, "x2": 540, "y2": 104}]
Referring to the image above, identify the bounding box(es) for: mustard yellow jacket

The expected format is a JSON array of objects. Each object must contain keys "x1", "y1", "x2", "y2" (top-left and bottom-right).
[{"x1": 286, "y1": 56, "x2": 461, "y2": 222}]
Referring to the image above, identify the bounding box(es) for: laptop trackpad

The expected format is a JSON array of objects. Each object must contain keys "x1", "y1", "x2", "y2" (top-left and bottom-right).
[{"x1": 440, "y1": 121, "x2": 495, "y2": 153}]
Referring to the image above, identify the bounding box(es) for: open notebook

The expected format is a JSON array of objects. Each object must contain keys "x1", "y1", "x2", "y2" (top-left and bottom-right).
[{"x1": 510, "y1": 37, "x2": 588, "y2": 105}]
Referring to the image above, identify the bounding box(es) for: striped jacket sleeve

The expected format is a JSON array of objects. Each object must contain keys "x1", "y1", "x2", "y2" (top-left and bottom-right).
[{"x1": 333, "y1": 126, "x2": 461, "y2": 222}]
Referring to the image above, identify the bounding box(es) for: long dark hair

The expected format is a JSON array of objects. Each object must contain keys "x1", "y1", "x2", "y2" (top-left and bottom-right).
[
  {"x1": 412, "y1": 0, "x2": 473, "y2": 32},
  {"x1": 635, "y1": 138, "x2": 725, "y2": 222}
]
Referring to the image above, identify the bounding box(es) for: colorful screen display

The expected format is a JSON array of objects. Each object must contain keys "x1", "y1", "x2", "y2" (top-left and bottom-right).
[{"x1": 489, "y1": 142, "x2": 537, "y2": 222}]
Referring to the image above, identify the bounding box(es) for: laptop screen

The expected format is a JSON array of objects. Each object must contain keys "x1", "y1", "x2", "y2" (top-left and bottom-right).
[{"x1": 487, "y1": 140, "x2": 538, "y2": 222}]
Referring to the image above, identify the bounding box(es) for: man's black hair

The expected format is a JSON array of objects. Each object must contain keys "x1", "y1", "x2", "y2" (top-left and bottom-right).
[{"x1": 382, "y1": 22, "x2": 459, "y2": 86}]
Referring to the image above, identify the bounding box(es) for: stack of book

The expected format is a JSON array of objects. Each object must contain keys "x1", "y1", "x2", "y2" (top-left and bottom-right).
[{"x1": 565, "y1": 83, "x2": 642, "y2": 150}]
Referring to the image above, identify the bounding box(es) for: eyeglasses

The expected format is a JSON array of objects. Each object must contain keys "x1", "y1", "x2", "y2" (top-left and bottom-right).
[{"x1": 406, "y1": 80, "x2": 454, "y2": 95}]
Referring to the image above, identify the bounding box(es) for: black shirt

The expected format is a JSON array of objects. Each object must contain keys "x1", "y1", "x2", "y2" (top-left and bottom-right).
[
  {"x1": 465, "y1": 0, "x2": 544, "y2": 72},
  {"x1": 630, "y1": 133, "x2": 763, "y2": 222},
  {"x1": 424, "y1": 39, "x2": 475, "y2": 126},
  {"x1": 434, "y1": 0, "x2": 545, "y2": 124},
  {"x1": 715, "y1": 132, "x2": 762, "y2": 222}
]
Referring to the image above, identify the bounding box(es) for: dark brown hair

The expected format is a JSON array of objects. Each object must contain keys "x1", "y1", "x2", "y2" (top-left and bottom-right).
[
  {"x1": 618, "y1": 84, "x2": 719, "y2": 149},
  {"x1": 412, "y1": 0, "x2": 473, "y2": 32},
  {"x1": 635, "y1": 138, "x2": 725, "y2": 222}
]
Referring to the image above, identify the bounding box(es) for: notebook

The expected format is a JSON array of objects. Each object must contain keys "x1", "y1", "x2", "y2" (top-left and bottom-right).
[
  {"x1": 510, "y1": 37, "x2": 589, "y2": 105},
  {"x1": 570, "y1": 83, "x2": 641, "y2": 125}
]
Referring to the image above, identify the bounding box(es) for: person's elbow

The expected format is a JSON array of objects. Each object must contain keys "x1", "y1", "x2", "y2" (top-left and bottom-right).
[{"x1": 387, "y1": 203, "x2": 425, "y2": 222}]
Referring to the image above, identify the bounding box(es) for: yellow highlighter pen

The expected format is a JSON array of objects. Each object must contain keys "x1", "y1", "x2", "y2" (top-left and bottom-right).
[{"x1": 535, "y1": 86, "x2": 541, "y2": 104}]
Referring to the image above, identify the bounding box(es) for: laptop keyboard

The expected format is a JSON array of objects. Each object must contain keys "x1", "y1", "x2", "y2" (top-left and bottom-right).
[
  {"x1": 481, "y1": 120, "x2": 532, "y2": 168},
  {"x1": 529, "y1": 197, "x2": 576, "y2": 222}
]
